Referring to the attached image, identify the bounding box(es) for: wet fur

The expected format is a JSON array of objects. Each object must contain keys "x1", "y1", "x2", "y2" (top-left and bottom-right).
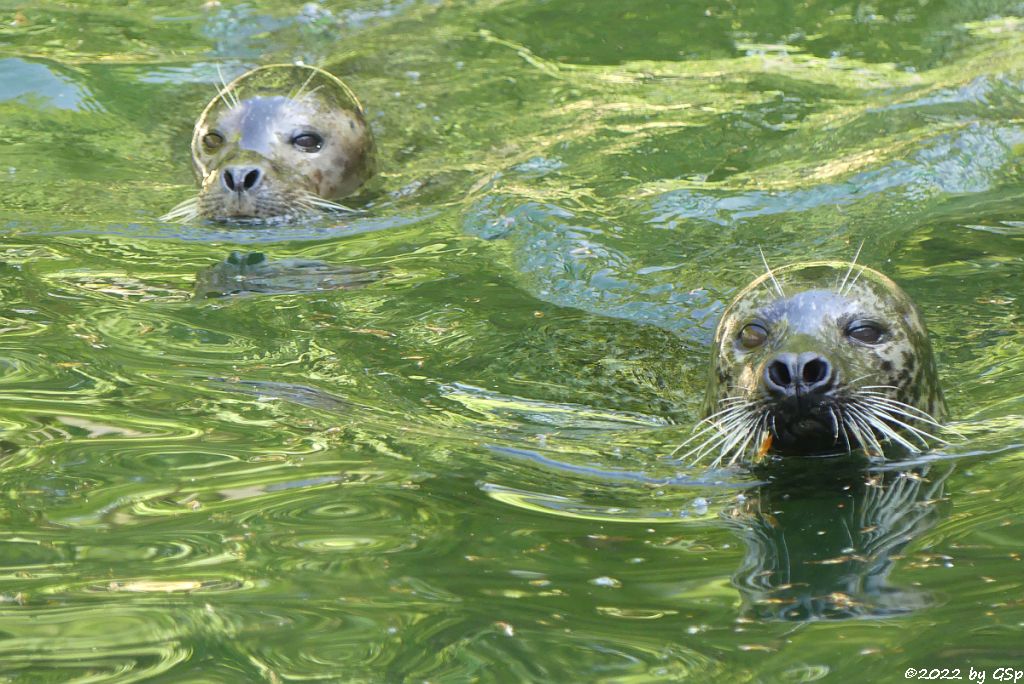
[
  {"x1": 675, "y1": 260, "x2": 948, "y2": 467},
  {"x1": 161, "y1": 64, "x2": 374, "y2": 223}
]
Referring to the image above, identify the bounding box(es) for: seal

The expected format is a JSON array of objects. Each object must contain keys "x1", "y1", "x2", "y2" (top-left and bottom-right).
[
  {"x1": 162, "y1": 64, "x2": 376, "y2": 222},
  {"x1": 677, "y1": 259, "x2": 946, "y2": 466}
]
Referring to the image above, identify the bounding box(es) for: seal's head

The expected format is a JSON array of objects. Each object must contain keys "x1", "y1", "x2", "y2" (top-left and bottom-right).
[
  {"x1": 163, "y1": 64, "x2": 375, "y2": 222},
  {"x1": 686, "y1": 260, "x2": 945, "y2": 466}
]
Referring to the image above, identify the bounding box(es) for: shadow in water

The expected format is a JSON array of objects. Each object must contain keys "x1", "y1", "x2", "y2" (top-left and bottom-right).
[{"x1": 725, "y1": 457, "x2": 952, "y2": 621}]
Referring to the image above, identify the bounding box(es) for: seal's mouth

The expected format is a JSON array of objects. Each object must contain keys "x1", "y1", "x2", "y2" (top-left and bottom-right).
[
  {"x1": 676, "y1": 387, "x2": 947, "y2": 468},
  {"x1": 765, "y1": 395, "x2": 843, "y2": 455}
]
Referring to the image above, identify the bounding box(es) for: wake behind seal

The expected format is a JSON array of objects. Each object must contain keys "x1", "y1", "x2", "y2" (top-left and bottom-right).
[
  {"x1": 163, "y1": 64, "x2": 376, "y2": 222},
  {"x1": 677, "y1": 260, "x2": 948, "y2": 466}
]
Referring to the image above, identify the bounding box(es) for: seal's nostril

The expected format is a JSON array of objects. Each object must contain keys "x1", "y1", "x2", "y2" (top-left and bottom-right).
[
  {"x1": 767, "y1": 360, "x2": 792, "y2": 388},
  {"x1": 242, "y1": 168, "x2": 261, "y2": 190},
  {"x1": 221, "y1": 167, "x2": 262, "y2": 193},
  {"x1": 803, "y1": 358, "x2": 828, "y2": 384}
]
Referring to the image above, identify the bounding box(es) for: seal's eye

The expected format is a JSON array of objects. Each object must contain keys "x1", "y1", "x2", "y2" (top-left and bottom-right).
[
  {"x1": 291, "y1": 132, "x2": 324, "y2": 152},
  {"x1": 738, "y1": 323, "x2": 769, "y2": 350},
  {"x1": 201, "y1": 132, "x2": 224, "y2": 151},
  {"x1": 846, "y1": 321, "x2": 885, "y2": 344}
]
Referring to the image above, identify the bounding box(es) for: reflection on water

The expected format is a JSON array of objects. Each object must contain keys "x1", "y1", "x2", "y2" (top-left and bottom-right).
[
  {"x1": 194, "y1": 251, "x2": 384, "y2": 298},
  {"x1": 1, "y1": 0, "x2": 1024, "y2": 680},
  {"x1": 728, "y1": 460, "x2": 951, "y2": 621}
]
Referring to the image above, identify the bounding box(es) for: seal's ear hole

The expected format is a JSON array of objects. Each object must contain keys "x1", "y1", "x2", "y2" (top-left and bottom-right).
[
  {"x1": 738, "y1": 323, "x2": 768, "y2": 350},
  {"x1": 202, "y1": 132, "x2": 224, "y2": 151},
  {"x1": 846, "y1": 321, "x2": 885, "y2": 344},
  {"x1": 291, "y1": 132, "x2": 324, "y2": 152}
]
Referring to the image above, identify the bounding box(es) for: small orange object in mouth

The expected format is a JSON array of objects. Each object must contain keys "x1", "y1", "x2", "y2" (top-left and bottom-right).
[{"x1": 754, "y1": 433, "x2": 773, "y2": 462}]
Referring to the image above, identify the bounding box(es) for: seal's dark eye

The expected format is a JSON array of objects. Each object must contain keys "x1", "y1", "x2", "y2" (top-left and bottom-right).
[
  {"x1": 291, "y1": 132, "x2": 323, "y2": 152},
  {"x1": 738, "y1": 323, "x2": 769, "y2": 350},
  {"x1": 846, "y1": 321, "x2": 885, "y2": 344},
  {"x1": 202, "y1": 132, "x2": 224, "y2": 151}
]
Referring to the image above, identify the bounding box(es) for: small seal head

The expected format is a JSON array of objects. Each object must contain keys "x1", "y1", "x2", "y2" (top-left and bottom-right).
[
  {"x1": 688, "y1": 260, "x2": 945, "y2": 465},
  {"x1": 164, "y1": 64, "x2": 375, "y2": 222}
]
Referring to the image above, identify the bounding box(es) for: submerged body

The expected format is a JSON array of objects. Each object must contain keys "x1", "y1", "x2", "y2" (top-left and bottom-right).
[
  {"x1": 685, "y1": 260, "x2": 945, "y2": 466},
  {"x1": 163, "y1": 64, "x2": 376, "y2": 222}
]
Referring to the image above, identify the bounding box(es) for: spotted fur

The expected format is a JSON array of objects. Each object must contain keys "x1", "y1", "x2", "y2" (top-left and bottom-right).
[
  {"x1": 677, "y1": 261, "x2": 946, "y2": 466},
  {"x1": 161, "y1": 64, "x2": 376, "y2": 223}
]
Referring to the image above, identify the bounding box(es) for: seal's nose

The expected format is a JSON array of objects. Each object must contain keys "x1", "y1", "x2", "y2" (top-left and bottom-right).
[
  {"x1": 764, "y1": 352, "x2": 834, "y2": 398},
  {"x1": 221, "y1": 166, "x2": 263, "y2": 193}
]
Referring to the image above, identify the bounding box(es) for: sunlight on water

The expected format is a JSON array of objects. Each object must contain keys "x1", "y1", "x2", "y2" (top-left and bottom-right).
[{"x1": 1, "y1": 0, "x2": 1024, "y2": 680}]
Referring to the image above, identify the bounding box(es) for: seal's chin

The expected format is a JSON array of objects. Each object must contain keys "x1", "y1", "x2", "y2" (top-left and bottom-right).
[{"x1": 769, "y1": 399, "x2": 842, "y2": 456}]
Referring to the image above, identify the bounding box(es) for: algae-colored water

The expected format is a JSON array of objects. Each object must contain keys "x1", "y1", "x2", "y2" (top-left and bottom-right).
[{"x1": 1, "y1": 1, "x2": 1024, "y2": 681}]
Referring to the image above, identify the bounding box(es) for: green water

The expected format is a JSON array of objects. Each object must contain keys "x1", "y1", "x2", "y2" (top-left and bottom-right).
[{"x1": 1, "y1": 0, "x2": 1024, "y2": 681}]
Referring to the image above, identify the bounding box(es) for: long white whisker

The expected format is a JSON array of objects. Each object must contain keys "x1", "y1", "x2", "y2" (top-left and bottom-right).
[
  {"x1": 159, "y1": 197, "x2": 200, "y2": 223},
  {"x1": 835, "y1": 407, "x2": 853, "y2": 453},
  {"x1": 292, "y1": 68, "x2": 318, "y2": 101},
  {"x1": 849, "y1": 403, "x2": 921, "y2": 453},
  {"x1": 855, "y1": 394, "x2": 947, "y2": 428},
  {"x1": 846, "y1": 409, "x2": 884, "y2": 458},
  {"x1": 216, "y1": 64, "x2": 239, "y2": 108},
  {"x1": 839, "y1": 240, "x2": 864, "y2": 295},
  {"x1": 709, "y1": 414, "x2": 760, "y2": 468},
  {"x1": 679, "y1": 408, "x2": 759, "y2": 463},
  {"x1": 669, "y1": 411, "x2": 746, "y2": 459},
  {"x1": 299, "y1": 192, "x2": 358, "y2": 214},
  {"x1": 674, "y1": 430, "x2": 731, "y2": 464},
  {"x1": 862, "y1": 403, "x2": 950, "y2": 447},
  {"x1": 701, "y1": 402, "x2": 758, "y2": 424},
  {"x1": 724, "y1": 416, "x2": 760, "y2": 467},
  {"x1": 758, "y1": 246, "x2": 785, "y2": 298}
]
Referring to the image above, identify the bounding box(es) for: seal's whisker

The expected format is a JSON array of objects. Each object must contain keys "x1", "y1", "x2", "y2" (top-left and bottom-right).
[
  {"x1": 678, "y1": 409, "x2": 758, "y2": 463},
  {"x1": 669, "y1": 416, "x2": 738, "y2": 458},
  {"x1": 845, "y1": 373, "x2": 875, "y2": 388},
  {"x1": 682, "y1": 412, "x2": 754, "y2": 457},
  {"x1": 860, "y1": 402, "x2": 949, "y2": 447},
  {"x1": 291, "y1": 67, "x2": 318, "y2": 101},
  {"x1": 835, "y1": 407, "x2": 853, "y2": 453},
  {"x1": 160, "y1": 197, "x2": 200, "y2": 223},
  {"x1": 838, "y1": 241, "x2": 865, "y2": 296},
  {"x1": 828, "y1": 406, "x2": 840, "y2": 443},
  {"x1": 758, "y1": 246, "x2": 785, "y2": 298},
  {"x1": 727, "y1": 413, "x2": 766, "y2": 466},
  {"x1": 674, "y1": 430, "x2": 730, "y2": 464},
  {"x1": 849, "y1": 403, "x2": 922, "y2": 452},
  {"x1": 700, "y1": 403, "x2": 755, "y2": 425},
  {"x1": 709, "y1": 414, "x2": 760, "y2": 467},
  {"x1": 298, "y1": 84, "x2": 325, "y2": 103},
  {"x1": 861, "y1": 397, "x2": 947, "y2": 431},
  {"x1": 852, "y1": 383, "x2": 948, "y2": 427},
  {"x1": 215, "y1": 64, "x2": 240, "y2": 108},
  {"x1": 685, "y1": 408, "x2": 758, "y2": 445},
  {"x1": 731, "y1": 413, "x2": 767, "y2": 465},
  {"x1": 304, "y1": 196, "x2": 358, "y2": 213},
  {"x1": 845, "y1": 408, "x2": 884, "y2": 458},
  {"x1": 862, "y1": 400, "x2": 936, "y2": 431},
  {"x1": 715, "y1": 418, "x2": 755, "y2": 467}
]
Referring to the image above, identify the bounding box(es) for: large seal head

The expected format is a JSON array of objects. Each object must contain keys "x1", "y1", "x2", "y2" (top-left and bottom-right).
[
  {"x1": 162, "y1": 64, "x2": 375, "y2": 222},
  {"x1": 680, "y1": 260, "x2": 946, "y2": 466}
]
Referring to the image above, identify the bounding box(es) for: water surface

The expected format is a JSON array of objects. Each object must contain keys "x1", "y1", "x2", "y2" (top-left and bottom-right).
[{"x1": 1, "y1": 1, "x2": 1024, "y2": 681}]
